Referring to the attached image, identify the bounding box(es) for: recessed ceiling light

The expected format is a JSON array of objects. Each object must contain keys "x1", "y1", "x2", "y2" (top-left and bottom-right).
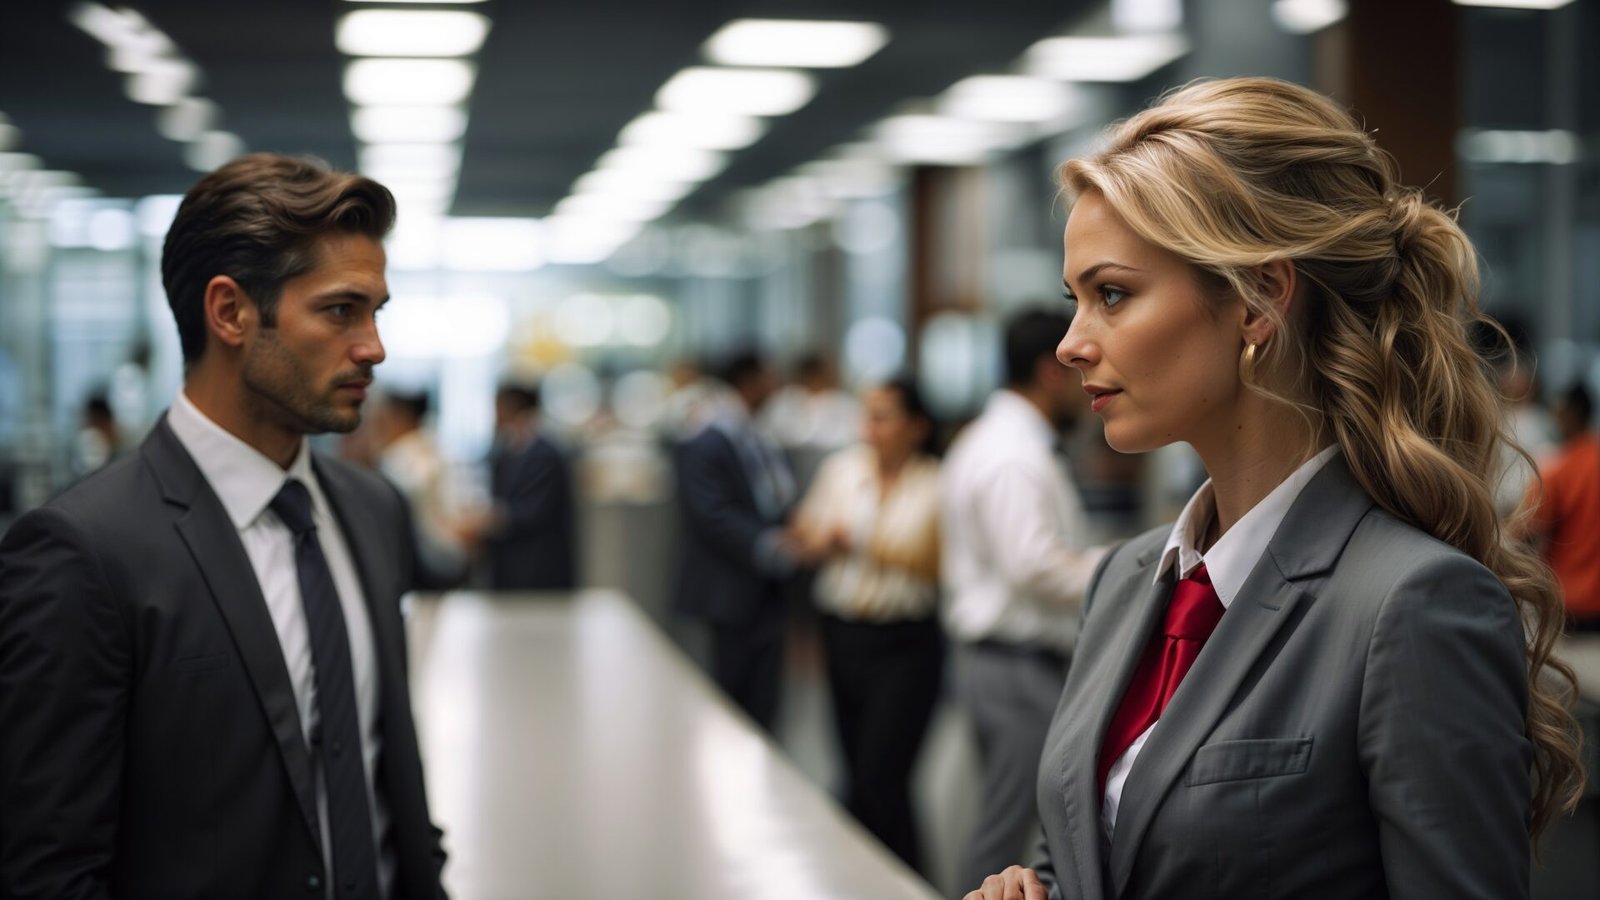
[
  {"x1": 596, "y1": 146, "x2": 727, "y2": 183},
  {"x1": 360, "y1": 143, "x2": 461, "y2": 175},
  {"x1": 1453, "y1": 0, "x2": 1574, "y2": 8},
  {"x1": 157, "y1": 97, "x2": 216, "y2": 141},
  {"x1": 350, "y1": 106, "x2": 469, "y2": 143},
  {"x1": 1272, "y1": 0, "x2": 1347, "y2": 33},
  {"x1": 704, "y1": 19, "x2": 888, "y2": 68},
  {"x1": 941, "y1": 75, "x2": 1085, "y2": 124},
  {"x1": 184, "y1": 131, "x2": 244, "y2": 173},
  {"x1": 344, "y1": 59, "x2": 475, "y2": 106},
  {"x1": 125, "y1": 58, "x2": 199, "y2": 106},
  {"x1": 554, "y1": 193, "x2": 674, "y2": 222},
  {"x1": 572, "y1": 170, "x2": 696, "y2": 203},
  {"x1": 619, "y1": 111, "x2": 767, "y2": 152},
  {"x1": 1025, "y1": 34, "x2": 1189, "y2": 82},
  {"x1": 874, "y1": 115, "x2": 1025, "y2": 165},
  {"x1": 656, "y1": 67, "x2": 816, "y2": 117},
  {"x1": 336, "y1": 10, "x2": 491, "y2": 57}
]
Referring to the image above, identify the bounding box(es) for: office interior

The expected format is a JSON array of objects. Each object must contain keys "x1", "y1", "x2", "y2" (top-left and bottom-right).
[{"x1": 2, "y1": 0, "x2": 1598, "y2": 897}]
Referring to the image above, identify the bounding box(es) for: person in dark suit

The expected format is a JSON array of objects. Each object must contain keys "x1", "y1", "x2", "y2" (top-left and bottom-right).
[
  {"x1": 0, "y1": 154, "x2": 448, "y2": 899},
  {"x1": 967, "y1": 77, "x2": 1584, "y2": 900},
  {"x1": 476, "y1": 382, "x2": 576, "y2": 591},
  {"x1": 671, "y1": 350, "x2": 804, "y2": 732}
]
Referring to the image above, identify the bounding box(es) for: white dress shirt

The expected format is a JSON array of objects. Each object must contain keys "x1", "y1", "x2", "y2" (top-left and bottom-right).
[
  {"x1": 940, "y1": 390, "x2": 1106, "y2": 654},
  {"x1": 799, "y1": 445, "x2": 941, "y2": 622},
  {"x1": 167, "y1": 391, "x2": 394, "y2": 898},
  {"x1": 1101, "y1": 444, "x2": 1339, "y2": 841}
]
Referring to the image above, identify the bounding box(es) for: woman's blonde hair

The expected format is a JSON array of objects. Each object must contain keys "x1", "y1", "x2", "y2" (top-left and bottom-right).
[{"x1": 1059, "y1": 76, "x2": 1582, "y2": 836}]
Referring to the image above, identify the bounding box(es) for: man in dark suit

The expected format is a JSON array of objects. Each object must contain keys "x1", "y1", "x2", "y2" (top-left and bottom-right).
[
  {"x1": 0, "y1": 154, "x2": 448, "y2": 899},
  {"x1": 475, "y1": 382, "x2": 577, "y2": 591},
  {"x1": 671, "y1": 351, "x2": 803, "y2": 731}
]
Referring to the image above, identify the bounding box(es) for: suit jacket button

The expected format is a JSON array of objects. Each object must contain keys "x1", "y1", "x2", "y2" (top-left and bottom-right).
[
  {"x1": 307, "y1": 874, "x2": 322, "y2": 891},
  {"x1": 332, "y1": 740, "x2": 344, "y2": 757}
]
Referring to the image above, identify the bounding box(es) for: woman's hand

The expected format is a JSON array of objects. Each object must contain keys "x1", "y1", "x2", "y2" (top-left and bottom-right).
[{"x1": 963, "y1": 865, "x2": 1046, "y2": 900}]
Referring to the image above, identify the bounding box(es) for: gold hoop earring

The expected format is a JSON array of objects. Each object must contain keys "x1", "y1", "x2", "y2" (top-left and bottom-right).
[{"x1": 1239, "y1": 342, "x2": 1260, "y2": 387}]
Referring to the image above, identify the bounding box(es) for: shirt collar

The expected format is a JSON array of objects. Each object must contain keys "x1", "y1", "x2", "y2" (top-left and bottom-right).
[
  {"x1": 167, "y1": 389, "x2": 314, "y2": 531},
  {"x1": 1155, "y1": 445, "x2": 1340, "y2": 608}
]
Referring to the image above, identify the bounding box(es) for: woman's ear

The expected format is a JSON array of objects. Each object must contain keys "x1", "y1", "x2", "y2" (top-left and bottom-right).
[{"x1": 1239, "y1": 258, "x2": 1297, "y2": 346}]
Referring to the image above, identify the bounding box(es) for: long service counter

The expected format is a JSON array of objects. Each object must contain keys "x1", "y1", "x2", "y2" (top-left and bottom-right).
[{"x1": 407, "y1": 591, "x2": 941, "y2": 900}]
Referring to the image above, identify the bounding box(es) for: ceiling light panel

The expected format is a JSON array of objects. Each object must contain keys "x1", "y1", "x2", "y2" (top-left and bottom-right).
[
  {"x1": 1272, "y1": 0, "x2": 1347, "y2": 32},
  {"x1": 1025, "y1": 34, "x2": 1189, "y2": 82},
  {"x1": 619, "y1": 111, "x2": 768, "y2": 151},
  {"x1": 597, "y1": 146, "x2": 727, "y2": 182},
  {"x1": 351, "y1": 106, "x2": 469, "y2": 143},
  {"x1": 344, "y1": 59, "x2": 476, "y2": 106},
  {"x1": 337, "y1": 10, "x2": 491, "y2": 57},
  {"x1": 941, "y1": 75, "x2": 1084, "y2": 124},
  {"x1": 554, "y1": 193, "x2": 675, "y2": 222},
  {"x1": 360, "y1": 143, "x2": 461, "y2": 175},
  {"x1": 1453, "y1": 0, "x2": 1574, "y2": 7},
  {"x1": 875, "y1": 115, "x2": 1025, "y2": 165},
  {"x1": 704, "y1": 19, "x2": 889, "y2": 68},
  {"x1": 656, "y1": 67, "x2": 817, "y2": 117},
  {"x1": 573, "y1": 170, "x2": 696, "y2": 203}
]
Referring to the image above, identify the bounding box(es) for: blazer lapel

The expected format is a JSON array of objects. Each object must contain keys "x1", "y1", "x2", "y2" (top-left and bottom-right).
[
  {"x1": 144, "y1": 419, "x2": 320, "y2": 844},
  {"x1": 1051, "y1": 541, "x2": 1171, "y2": 900},
  {"x1": 1105, "y1": 456, "x2": 1374, "y2": 898}
]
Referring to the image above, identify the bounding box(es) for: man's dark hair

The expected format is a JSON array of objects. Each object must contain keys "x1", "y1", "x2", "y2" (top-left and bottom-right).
[
  {"x1": 1562, "y1": 382, "x2": 1593, "y2": 428},
  {"x1": 387, "y1": 389, "x2": 430, "y2": 422},
  {"x1": 161, "y1": 153, "x2": 396, "y2": 365},
  {"x1": 1004, "y1": 308, "x2": 1073, "y2": 387},
  {"x1": 82, "y1": 393, "x2": 114, "y2": 425},
  {"x1": 717, "y1": 349, "x2": 768, "y2": 391},
  {"x1": 496, "y1": 383, "x2": 541, "y2": 413}
]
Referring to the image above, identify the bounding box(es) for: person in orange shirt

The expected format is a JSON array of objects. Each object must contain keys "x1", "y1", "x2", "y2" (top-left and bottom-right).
[{"x1": 1527, "y1": 383, "x2": 1600, "y2": 628}]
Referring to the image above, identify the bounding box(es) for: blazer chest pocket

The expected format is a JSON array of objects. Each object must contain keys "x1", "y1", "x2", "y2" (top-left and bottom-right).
[{"x1": 1185, "y1": 737, "x2": 1312, "y2": 786}]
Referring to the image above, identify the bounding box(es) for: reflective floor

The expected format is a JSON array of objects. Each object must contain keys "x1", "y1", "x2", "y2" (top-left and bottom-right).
[{"x1": 407, "y1": 592, "x2": 943, "y2": 900}]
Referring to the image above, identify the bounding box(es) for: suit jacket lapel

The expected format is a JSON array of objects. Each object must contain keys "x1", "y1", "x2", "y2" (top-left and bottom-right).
[
  {"x1": 1106, "y1": 455, "x2": 1373, "y2": 898},
  {"x1": 1051, "y1": 542, "x2": 1171, "y2": 900},
  {"x1": 144, "y1": 419, "x2": 320, "y2": 844}
]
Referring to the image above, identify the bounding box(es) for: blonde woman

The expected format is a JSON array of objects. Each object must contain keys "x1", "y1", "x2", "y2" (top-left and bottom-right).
[
  {"x1": 968, "y1": 77, "x2": 1582, "y2": 900},
  {"x1": 793, "y1": 377, "x2": 944, "y2": 873}
]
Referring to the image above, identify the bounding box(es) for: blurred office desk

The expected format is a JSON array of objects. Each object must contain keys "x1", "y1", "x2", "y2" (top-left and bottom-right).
[{"x1": 407, "y1": 590, "x2": 940, "y2": 900}]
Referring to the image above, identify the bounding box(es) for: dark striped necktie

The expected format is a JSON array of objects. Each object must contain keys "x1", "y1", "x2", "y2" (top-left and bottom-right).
[{"x1": 271, "y1": 479, "x2": 380, "y2": 899}]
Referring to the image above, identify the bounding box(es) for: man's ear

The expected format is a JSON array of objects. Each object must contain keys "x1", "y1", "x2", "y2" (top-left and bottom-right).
[
  {"x1": 1239, "y1": 258, "x2": 1297, "y2": 347},
  {"x1": 203, "y1": 275, "x2": 252, "y2": 352}
]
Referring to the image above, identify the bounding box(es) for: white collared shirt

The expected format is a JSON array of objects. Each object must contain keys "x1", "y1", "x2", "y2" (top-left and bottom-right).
[
  {"x1": 167, "y1": 391, "x2": 394, "y2": 898},
  {"x1": 940, "y1": 391, "x2": 1106, "y2": 653},
  {"x1": 1100, "y1": 444, "x2": 1339, "y2": 842}
]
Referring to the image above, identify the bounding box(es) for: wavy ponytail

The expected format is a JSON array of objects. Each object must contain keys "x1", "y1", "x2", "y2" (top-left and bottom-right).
[{"x1": 1061, "y1": 76, "x2": 1583, "y2": 837}]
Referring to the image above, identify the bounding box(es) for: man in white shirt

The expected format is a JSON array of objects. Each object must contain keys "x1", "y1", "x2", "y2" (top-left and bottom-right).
[
  {"x1": 940, "y1": 309, "x2": 1107, "y2": 894},
  {"x1": 0, "y1": 154, "x2": 447, "y2": 899}
]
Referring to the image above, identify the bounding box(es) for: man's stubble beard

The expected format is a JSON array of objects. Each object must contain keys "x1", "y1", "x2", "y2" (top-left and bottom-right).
[{"x1": 242, "y1": 327, "x2": 366, "y2": 436}]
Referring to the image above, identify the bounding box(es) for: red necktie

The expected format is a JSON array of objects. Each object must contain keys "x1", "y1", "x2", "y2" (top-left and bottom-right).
[{"x1": 1096, "y1": 564, "x2": 1226, "y2": 794}]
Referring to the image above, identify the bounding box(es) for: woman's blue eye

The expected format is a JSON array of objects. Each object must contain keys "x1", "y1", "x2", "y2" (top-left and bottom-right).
[{"x1": 1101, "y1": 287, "x2": 1128, "y2": 307}]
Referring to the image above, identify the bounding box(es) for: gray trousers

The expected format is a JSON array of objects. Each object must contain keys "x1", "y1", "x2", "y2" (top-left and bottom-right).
[{"x1": 954, "y1": 641, "x2": 1069, "y2": 898}]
